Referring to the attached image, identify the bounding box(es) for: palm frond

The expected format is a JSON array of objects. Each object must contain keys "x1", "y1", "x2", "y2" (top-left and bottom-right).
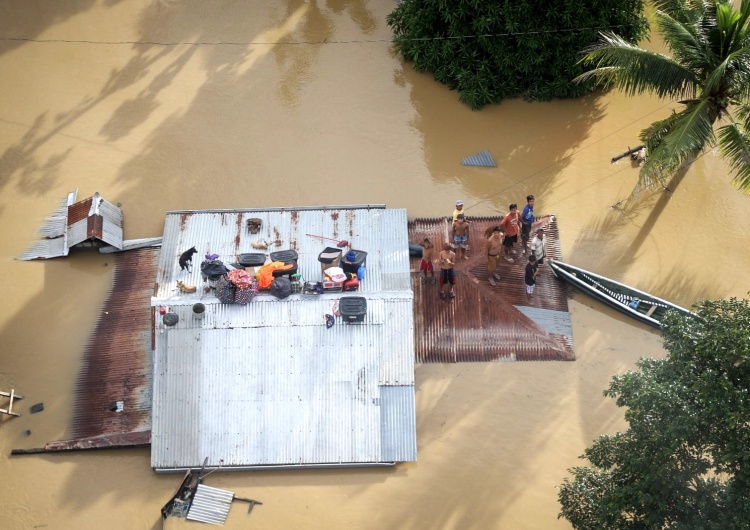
[
  {"x1": 704, "y1": 46, "x2": 750, "y2": 101},
  {"x1": 637, "y1": 100, "x2": 715, "y2": 189},
  {"x1": 576, "y1": 32, "x2": 697, "y2": 99},
  {"x1": 652, "y1": 0, "x2": 704, "y2": 22},
  {"x1": 718, "y1": 122, "x2": 750, "y2": 192},
  {"x1": 654, "y1": 10, "x2": 707, "y2": 70}
]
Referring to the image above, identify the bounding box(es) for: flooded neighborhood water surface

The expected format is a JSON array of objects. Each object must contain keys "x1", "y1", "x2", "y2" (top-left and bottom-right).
[{"x1": 1, "y1": 2, "x2": 749, "y2": 529}]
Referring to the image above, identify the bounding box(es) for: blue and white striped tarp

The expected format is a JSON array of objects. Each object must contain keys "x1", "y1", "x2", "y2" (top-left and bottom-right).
[{"x1": 461, "y1": 150, "x2": 497, "y2": 167}]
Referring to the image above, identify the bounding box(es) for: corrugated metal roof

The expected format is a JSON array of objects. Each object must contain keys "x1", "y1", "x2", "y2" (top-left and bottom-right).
[
  {"x1": 70, "y1": 249, "x2": 157, "y2": 440},
  {"x1": 187, "y1": 484, "x2": 234, "y2": 525},
  {"x1": 17, "y1": 191, "x2": 123, "y2": 260},
  {"x1": 408, "y1": 216, "x2": 575, "y2": 362},
  {"x1": 151, "y1": 206, "x2": 416, "y2": 471}
]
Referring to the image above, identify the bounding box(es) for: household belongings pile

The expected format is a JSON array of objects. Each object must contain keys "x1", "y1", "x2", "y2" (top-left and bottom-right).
[
  {"x1": 198, "y1": 247, "x2": 366, "y2": 302},
  {"x1": 216, "y1": 268, "x2": 259, "y2": 304}
]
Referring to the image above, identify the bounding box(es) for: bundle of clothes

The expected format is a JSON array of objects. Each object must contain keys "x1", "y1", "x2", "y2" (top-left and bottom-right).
[{"x1": 201, "y1": 256, "x2": 294, "y2": 303}]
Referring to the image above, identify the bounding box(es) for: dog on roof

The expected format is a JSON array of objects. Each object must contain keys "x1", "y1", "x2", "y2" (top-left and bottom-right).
[{"x1": 178, "y1": 247, "x2": 198, "y2": 273}]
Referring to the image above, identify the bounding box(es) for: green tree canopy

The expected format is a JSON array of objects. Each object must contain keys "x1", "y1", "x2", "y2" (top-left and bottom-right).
[
  {"x1": 387, "y1": 0, "x2": 647, "y2": 109},
  {"x1": 558, "y1": 298, "x2": 750, "y2": 529},
  {"x1": 576, "y1": 0, "x2": 750, "y2": 192}
]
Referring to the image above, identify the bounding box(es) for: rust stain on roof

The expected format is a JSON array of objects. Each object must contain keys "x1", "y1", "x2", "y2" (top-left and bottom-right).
[
  {"x1": 60, "y1": 248, "x2": 158, "y2": 448},
  {"x1": 409, "y1": 216, "x2": 573, "y2": 362},
  {"x1": 67, "y1": 196, "x2": 93, "y2": 225}
]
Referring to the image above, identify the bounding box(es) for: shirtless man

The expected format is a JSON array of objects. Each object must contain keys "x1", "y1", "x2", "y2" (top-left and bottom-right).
[
  {"x1": 438, "y1": 242, "x2": 456, "y2": 300},
  {"x1": 419, "y1": 237, "x2": 436, "y2": 284},
  {"x1": 486, "y1": 227, "x2": 504, "y2": 287},
  {"x1": 452, "y1": 213, "x2": 470, "y2": 261},
  {"x1": 499, "y1": 203, "x2": 522, "y2": 263}
]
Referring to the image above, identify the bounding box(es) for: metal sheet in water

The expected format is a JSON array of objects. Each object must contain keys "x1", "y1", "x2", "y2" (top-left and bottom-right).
[
  {"x1": 461, "y1": 149, "x2": 497, "y2": 167},
  {"x1": 187, "y1": 484, "x2": 234, "y2": 525}
]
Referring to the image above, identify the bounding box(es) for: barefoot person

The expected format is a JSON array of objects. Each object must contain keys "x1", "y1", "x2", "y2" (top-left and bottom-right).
[
  {"x1": 486, "y1": 226, "x2": 504, "y2": 287},
  {"x1": 530, "y1": 228, "x2": 547, "y2": 266},
  {"x1": 452, "y1": 213, "x2": 470, "y2": 261},
  {"x1": 500, "y1": 203, "x2": 522, "y2": 263},
  {"x1": 525, "y1": 254, "x2": 538, "y2": 299},
  {"x1": 520, "y1": 195, "x2": 536, "y2": 253},
  {"x1": 419, "y1": 237, "x2": 436, "y2": 284},
  {"x1": 438, "y1": 242, "x2": 456, "y2": 300}
]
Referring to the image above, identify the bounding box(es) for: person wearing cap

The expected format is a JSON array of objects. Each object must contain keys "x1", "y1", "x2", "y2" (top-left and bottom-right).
[
  {"x1": 530, "y1": 228, "x2": 547, "y2": 265},
  {"x1": 452, "y1": 200, "x2": 464, "y2": 222},
  {"x1": 452, "y1": 213, "x2": 470, "y2": 261}
]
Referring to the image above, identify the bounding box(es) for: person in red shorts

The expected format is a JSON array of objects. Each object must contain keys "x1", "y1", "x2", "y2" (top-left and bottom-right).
[
  {"x1": 500, "y1": 203, "x2": 522, "y2": 263},
  {"x1": 419, "y1": 237, "x2": 436, "y2": 284}
]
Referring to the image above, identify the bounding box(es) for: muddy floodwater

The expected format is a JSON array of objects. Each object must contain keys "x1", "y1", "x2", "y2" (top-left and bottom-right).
[{"x1": 1, "y1": 2, "x2": 749, "y2": 529}]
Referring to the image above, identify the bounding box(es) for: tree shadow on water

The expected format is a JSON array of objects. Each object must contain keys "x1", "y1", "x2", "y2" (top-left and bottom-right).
[{"x1": 396, "y1": 64, "x2": 609, "y2": 214}]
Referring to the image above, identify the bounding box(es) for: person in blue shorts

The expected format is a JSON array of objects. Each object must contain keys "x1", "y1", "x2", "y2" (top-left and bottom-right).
[
  {"x1": 452, "y1": 213, "x2": 470, "y2": 261},
  {"x1": 521, "y1": 195, "x2": 536, "y2": 253}
]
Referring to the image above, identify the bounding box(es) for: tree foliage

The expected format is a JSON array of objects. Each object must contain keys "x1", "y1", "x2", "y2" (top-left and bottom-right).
[
  {"x1": 576, "y1": 0, "x2": 750, "y2": 192},
  {"x1": 558, "y1": 298, "x2": 750, "y2": 529},
  {"x1": 387, "y1": 0, "x2": 647, "y2": 109}
]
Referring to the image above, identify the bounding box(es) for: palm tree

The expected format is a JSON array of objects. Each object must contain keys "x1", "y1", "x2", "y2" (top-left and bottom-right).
[{"x1": 575, "y1": 0, "x2": 750, "y2": 193}]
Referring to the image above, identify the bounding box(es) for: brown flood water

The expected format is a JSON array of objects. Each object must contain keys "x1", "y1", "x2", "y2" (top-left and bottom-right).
[{"x1": 1, "y1": 2, "x2": 748, "y2": 529}]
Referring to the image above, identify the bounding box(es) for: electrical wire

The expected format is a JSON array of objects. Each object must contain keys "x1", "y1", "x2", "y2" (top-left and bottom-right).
[
  {"x1": 0, "y1": 25, "x2": 634, "y2": 47},
  {"x1": 464, "y1": 100, "x2": 679, "y2": 214}
]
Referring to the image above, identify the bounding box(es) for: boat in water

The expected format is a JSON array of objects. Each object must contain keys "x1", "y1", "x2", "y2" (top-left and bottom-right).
[{"x1": 549, "y1": 260, "x2": 693, "y2": 329}]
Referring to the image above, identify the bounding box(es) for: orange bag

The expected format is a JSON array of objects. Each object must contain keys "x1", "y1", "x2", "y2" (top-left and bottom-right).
[{"x1": 256, "y1": 261, "x2": 294, "y2": 289}]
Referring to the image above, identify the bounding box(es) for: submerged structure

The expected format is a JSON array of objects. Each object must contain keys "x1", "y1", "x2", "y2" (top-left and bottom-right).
[{"x1": 18, "y1": 191, "x2": 123, "y2": 260}]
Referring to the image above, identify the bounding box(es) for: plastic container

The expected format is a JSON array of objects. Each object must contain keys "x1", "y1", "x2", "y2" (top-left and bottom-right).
[
  {"x1": 238, "y1": 253, "x2": 266, "y2": 267},
  {"x1": 318, "y1": 247, "x2": 343, "y2": 273},
  {"x1": 341, "y1": 249, "x2": 367, "y2": 275},
  {"x1": 192, "y1": 303, "x2": 205, "y2": 319},
  {"x1": 339, "y1": 296, "x2": 367, "y2": 323},
  {"x1": 269, "y1": 249, "x2": 298, "y2": 263},
  {"x1": 357, "y1": 266, "x2": 365, "y2": 280}
]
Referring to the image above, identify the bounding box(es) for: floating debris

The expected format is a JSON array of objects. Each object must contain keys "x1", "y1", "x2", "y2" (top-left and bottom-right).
[
  {"x1": 30, "y1": 403, "x2": 44, "y2": 414},
  {"x1": 461, "y1": 150, "x2": 497, "y2": 167}
]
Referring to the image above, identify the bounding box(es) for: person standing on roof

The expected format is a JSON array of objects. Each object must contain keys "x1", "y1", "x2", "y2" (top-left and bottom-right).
[
  {"x1": 499, "y1": 203, "x2": 522, "y2": 263},
  {"x1": 452, "y1": 200, "x2": 464, "y2": 221},
  {"x1": 520, "y1": 195, "x2": 536, "y2": 253},
  {"x1": 485, "y1": 226, "x2": 504, "y2": 287},
  {"x1": 530, "y1": 228, "x2": 547, "y2": 266},
  {"x1": 438, "y1": 242, "x2": 456, "y2": 301},
  {"x1": 452, "y1": 213, "x2": 470, "y2": 261}
]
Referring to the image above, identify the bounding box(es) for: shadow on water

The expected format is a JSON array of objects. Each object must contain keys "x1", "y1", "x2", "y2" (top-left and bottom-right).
[
  {"x1": 0, "y1": 1, "x2": 96, "y2": 57},
  {"x1": 568, "y1": 162, "x2": 721, "y2": 304},
  {"x1": 396, "y1": 63, "x2": 609, "y2": 215}
]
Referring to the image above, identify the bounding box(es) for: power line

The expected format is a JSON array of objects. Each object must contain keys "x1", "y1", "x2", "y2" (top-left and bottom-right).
[
  {"x1": 0, "y1": 25, "x2": 631, "y2": 47},
  {"x1": 465, "y1": 101, "x2": 678, "y2": 213}
]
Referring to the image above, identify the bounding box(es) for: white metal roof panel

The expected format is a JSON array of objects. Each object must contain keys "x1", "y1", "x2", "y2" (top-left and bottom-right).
[
  {"x1": 151, "y1": 206, "x2": 416, "y2": 471},
  {"x1": 187, "y1": 484, "x2": 234, "y2": 525}
]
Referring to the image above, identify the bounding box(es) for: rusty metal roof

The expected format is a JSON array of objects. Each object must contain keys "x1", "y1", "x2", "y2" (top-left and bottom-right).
[
  {"x1": 409, "y1": 216, "x2": 574, "y2": 362},
  {"x1": 47, "y1": 248, "x2": 158, "y2": 451}
]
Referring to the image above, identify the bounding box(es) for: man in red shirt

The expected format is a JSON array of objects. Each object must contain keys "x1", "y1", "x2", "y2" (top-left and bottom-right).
[{"x1": 499, "y1": 203, "x2": 521, "y2": 263}]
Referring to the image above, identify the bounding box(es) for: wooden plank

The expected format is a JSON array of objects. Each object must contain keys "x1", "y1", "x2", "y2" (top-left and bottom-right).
[
  {"x1": 645, "y1": 304, "x2": 658, "y2": 317},
  {"x1": 0, "y1": 388, "x2": 22, "y2": 417},
  {"x1": 0, "y1": 390, "x2": 24, "y2": 399}
]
